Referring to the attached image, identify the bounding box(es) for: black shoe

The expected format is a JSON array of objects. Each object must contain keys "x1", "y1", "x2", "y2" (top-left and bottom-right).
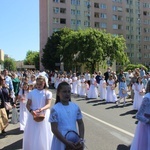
[{"x1": 2, "y1": 130, "x2": 6, "y2": 134}]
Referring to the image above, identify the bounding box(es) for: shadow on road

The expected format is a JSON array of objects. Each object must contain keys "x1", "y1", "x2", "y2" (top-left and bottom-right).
[
  {"x1": 92, "y1": 101, "x2": 107, "y2": 106},
  {"x1": 1, "y1": 139, "x2": 22, "y2": 150},
  {"x1": 86, "y1": 99, "x2": 101, "y2": 104},
  {"x1": 120, "y1": 110, "x2": 137, "y2": 116},
  {"x1": 117, "y1": 144, "x2": 130, "y2": 150},
  {"x1": 5, "y1": 127, "x2": 23, "y2": 136}
]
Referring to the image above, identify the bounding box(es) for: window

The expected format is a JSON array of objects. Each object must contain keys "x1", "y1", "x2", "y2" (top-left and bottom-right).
[
  {"x1": 71, "y1": 0, "x2": 76, "y2": 5},
  {"x1": 60, "y1": 8, "x2": 66, "y2": 14},
  {"x1": 95, "y1": 22, "x2": 99, "y2": 28},
  {"x1": 77, "y1": 20, "x2": 81, "y2": 25},
  {"x1": 126, "y1": 0, "x2": 133, "y2": 5},
  {"x1": 84, "y1": 21, "x2": 90, "y2": 27},
  {"x1": 118, "y1": 24, "x2": 123, "y2": 29},
  {"x1": 113, "y1": 15, "x2": 118, "y2": 20},
  {"x1": 113, "y1": 24, "x2": 118, "y2": 29},
  {"x1": 53, "y1": 28, "x2": 60, "y2": 32},
  {"x1": 118, "y1": 16, "x2": 122, "y2": 21},
  {"x1": 76, "y1": 10, "x2": 80, "y2": 15},
  {"x1": 101, "y1": 13, "x2": 107, "y2": 19},
  {"x1": 100, "y1": 4, "x2": 107, "y2": 9},
  {"x1": 76, "y1": 0, "x2": 80, "y2": 5},
  {"x1": 71, "y1": 19, "x2": 76, "y2": 25},
  {"x1": 112, "y1": 6, "x2": 117, "y2": 11},
  {"x1": 60, "y1": 18, "x2": 66, "y2": 24},
  {"x1": 53, "y1": 7, "x2": 59, "y2": 14},
  {"x1": 60, "y1": 0, "x2": 65, "y2": 3},
  {"x1": 100, "y1": 23, "x2": 107, "y2": 28},
  {"x1": 117, "y1": 7, "x2": 122, "y2": 11},
  {"x1": 143, "y1": 11, "x2": 148, "y2": 16},
  {"x1": 53, "y1": 18, "x2": 59, "y2": 23},
  {"x1": 94, "y1": 12, "x2": 99, "y2": 18},
  {"x1": 94, "y1": 3, "x2": 99, "y2": 8},
  {"x1": 71, "y1": 9, "x2": 76, "y2": 15},
  {"x1": 53, "y1": 0, "x2": 59, "y2": 2}
]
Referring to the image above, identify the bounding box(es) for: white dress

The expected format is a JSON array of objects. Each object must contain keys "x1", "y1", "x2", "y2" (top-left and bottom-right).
[
  {"x1": 106, "y1": 79, "x2": 117, "y2": 103},
  {"x1": 23, "y1": 89, "x2": 53, "y2": 150},
  {"x1": 49, "y1": 102, "x2": 83, "y2": 150},
  {"x1": 130, "y1": 93, "x2": 150, "y2": 150},
  {"x1": 99, "y1": 79, "x2": 107, "y2": 100},
  {"x1": 18, "y1": 89, "x2": 29, "y2": 131},
  {"x1": 72, "y1": 76, "x2": 78, "y2": 94},
  {"x1": 133, "y1": 83, "x2": 144, "y2": 110},
  {"x1": 77, "y1": 79, "x2": 81, "y2": 95},
  {"x1": 80, "y1": 78, "x2": 86, "y2": 96},
  {"x1": 87, "y1": 78, "x2": 98, "y2": 99}
]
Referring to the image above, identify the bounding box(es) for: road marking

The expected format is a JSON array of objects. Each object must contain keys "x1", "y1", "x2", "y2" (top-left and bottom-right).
[{"x1": 82, "y1": 111, "x2": 134, "y2": 137}]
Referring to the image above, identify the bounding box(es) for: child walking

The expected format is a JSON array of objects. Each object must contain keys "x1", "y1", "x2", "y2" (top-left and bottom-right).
[
  {"x1": 23, "y1": 75, "x2": 53, "y2": 150},
  {"x1": 18, "y1": 82, "x2": 29, "y2": 131},
  {"x1": 117, "y1": 76, "x2": 128, "y2": 106},
  {"x1": 49, "y1": 82, "x2": 85, "y2": 150},
  {"x1": 99, "y1": 75, "x2": 107, "y2": 101}
]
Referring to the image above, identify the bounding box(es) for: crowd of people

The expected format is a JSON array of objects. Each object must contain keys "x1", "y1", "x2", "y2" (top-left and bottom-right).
[
  {"x1": 0, "y1": 69, "x2": 85, "y2": 150},
  {"x1": 0, "y1": 66, "x2": 150, "y2": 149}
]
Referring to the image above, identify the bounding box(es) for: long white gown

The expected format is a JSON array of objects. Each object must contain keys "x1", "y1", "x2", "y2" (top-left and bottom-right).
[
  {"x1": 18, "y1": 89, "x2": 29, "y2": 131},
  {"x1": 99, "y1": 79, "x2": 107, "y2": 100},
  {"x1": 23, "y1": 89, "x2": 53, "y2": 150},
  {"x1": 106, "y1": 79, "x2": 117, "y2": 103},
  {"x1": 49, "y1": 102, "x2": 83, "y2": 150},
  {"x1": 87, "y1": 78, "x2": 98, "y2": 99},
  {"x1": 133, "y1": 83, "x2": 144, "y2": 110}
]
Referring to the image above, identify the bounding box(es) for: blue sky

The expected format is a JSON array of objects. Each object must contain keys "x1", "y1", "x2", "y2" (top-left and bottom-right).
[{"x1": 0, "y1": 0, "x2": 39, "y2": 61}]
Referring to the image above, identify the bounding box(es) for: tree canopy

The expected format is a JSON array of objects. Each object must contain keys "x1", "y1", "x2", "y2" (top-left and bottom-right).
[
  {"x1": 4, "y1": 58, "x2": 16, "y2": 71},
  {"x1": 42, "y1": 28, "x2": 130, "y2": 72},
  {"x1": 24, "y1": 50, "x2": 39, "y2": 70}
]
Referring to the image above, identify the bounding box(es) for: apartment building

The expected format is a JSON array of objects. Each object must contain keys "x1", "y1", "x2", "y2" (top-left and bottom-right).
[{"x1": 40, "y1": 0, "x2": 150, "y2": 70}]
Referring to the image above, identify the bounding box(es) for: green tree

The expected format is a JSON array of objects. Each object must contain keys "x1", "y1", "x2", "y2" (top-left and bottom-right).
[
  {"x1": 24, "y1": 50, "x2": 39, "y2": 70},
  {"x1": 59, "y1": 28, "x2": 129, "y2": 73},
  {"x1": 41, "y1": 28, "x2": 72, "y2": 71},
  {"x1": 4, "y1": 58, "x2": 16, "y2": 71},
  {"x1": 124, "y1": 64, "x2": 148, "y2": 72}
]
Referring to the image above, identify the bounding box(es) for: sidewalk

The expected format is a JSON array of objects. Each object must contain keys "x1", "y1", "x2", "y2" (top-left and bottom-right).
[{"x1": 0, "y1": 120, "x2": 23, "y2": 150}]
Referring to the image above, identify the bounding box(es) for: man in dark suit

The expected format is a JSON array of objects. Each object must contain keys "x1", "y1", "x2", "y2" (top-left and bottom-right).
[{"x1": 104, "y1": 67, "x2": 111, "y2": 82}]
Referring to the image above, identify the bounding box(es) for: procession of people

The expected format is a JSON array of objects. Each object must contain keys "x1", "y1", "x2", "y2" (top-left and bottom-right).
[{"x1": 0, "y1": 67, "x2": 150, "y2": 150}]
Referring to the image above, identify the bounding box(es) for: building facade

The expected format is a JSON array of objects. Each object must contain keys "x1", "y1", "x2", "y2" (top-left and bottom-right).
[{"x1": 40, "y1": 0, "x2": 150, "y2": 70}]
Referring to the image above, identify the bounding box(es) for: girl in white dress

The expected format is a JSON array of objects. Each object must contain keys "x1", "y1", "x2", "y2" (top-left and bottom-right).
[
  {"x1": 77, "y1": 76, "x2": 81, "y2": 96},
  {"x1": 130, "y1": 81, "x2": 150, "y2": 150},
  {"x1": 80, "y1": 75, "x2": 86, "y2": 97},
  {"x1": 49, "y1": 82, "x2": 85, "y2": 150},
  {"x1": 106, "y1": 74, "x2": 118, "y2": 103},
  {"x1": 99, "y1": 76, "x2": 107, "y2": 100},
  {"x1": 23, "y1": 75, "x2": 53, "y2": 150},
  {"x1": 133, "y1": 76, "x2": 145, "y2": 110},
  {"x1": 67, "y1": 75, "x2": 72, "y2": 91},
  {"x1": 18, "y1": 82, "x2": 29, "y2": 131},
  {"x1": 72, "y1": 73, "x2": 78, "y2": 94},
  {"x1": 87, "y1": 74, "x2": 98, "y2": 99}
]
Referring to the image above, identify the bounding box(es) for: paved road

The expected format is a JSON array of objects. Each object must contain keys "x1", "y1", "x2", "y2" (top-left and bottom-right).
[{"x1": 0, "y1": 89, "x2": 137, "y2": 150}]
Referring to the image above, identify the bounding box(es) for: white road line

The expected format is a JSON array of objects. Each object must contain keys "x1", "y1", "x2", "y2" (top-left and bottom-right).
[{"x1": 82, "y1": 111, "x2": 134, "y2": 137}]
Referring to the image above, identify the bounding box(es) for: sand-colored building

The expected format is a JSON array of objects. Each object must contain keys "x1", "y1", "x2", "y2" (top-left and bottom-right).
[{"x1": 40, "y1": 0, "x2": 150, "y2": 71}]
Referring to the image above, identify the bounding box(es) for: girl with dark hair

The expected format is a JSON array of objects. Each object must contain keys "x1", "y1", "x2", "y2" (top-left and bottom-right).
[
  {"x1": 49, "y1": 82, "x2": 85, "y2": 150},
  {"x1": 130, "y1": 80, "x2": 150, "y2": 150}
]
